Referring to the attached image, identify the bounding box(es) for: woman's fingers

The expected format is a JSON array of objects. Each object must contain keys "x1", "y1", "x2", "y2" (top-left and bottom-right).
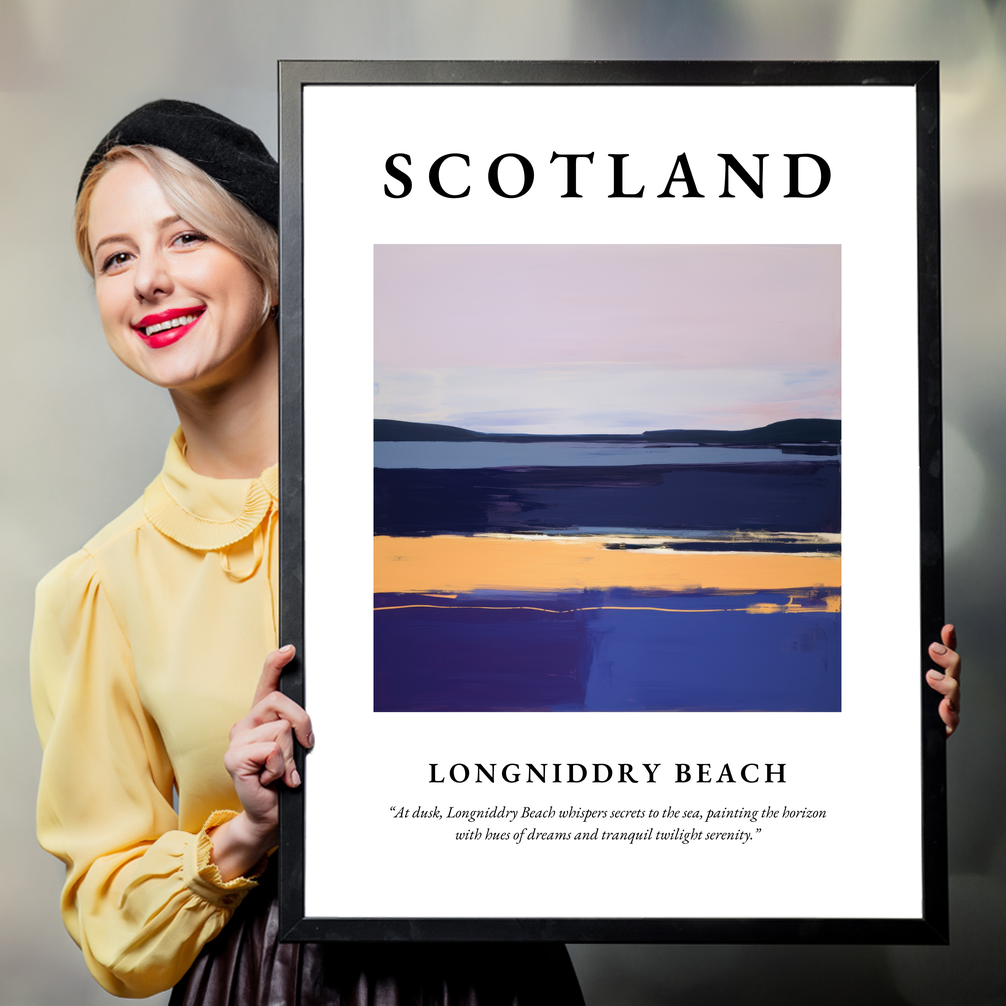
[
  {"x1": 230, "y1": 719, "x2": 302, "y2": 788},
  {"x1": 926, "y1": 668, "x2": 959, "y2": 705},
  {"x1": 928, "y1": 627, "x2": 961, "y2": 687},
  {"x1": 927, "y1": 623, "x2": 961, "y2": 737},
  {"x1": 223, "y1": 644, "x2": 312, "y2": 817},
  {"x1": 232, "y1": 689, "x2": 314, "y2": 750},
  {"x1": 258, "y1": 742, "x2": 289, "y2": 787},
  {"x1": 218, "y1": 647, "x2": 309, "y2": 846},
  {"x1": 256, "y1": 691, "x2": 313, "y2": 748},
  {"x1": 252, "y1": 644, "x2": 296, "y2": 706},
  {"x1": 926, "y1": 669, "x2": 960, "y2": 736},
  {"x1": 242, "y1": 644, "x2": 314, "y2": 749},
  {"x1": 941, "y1": 623, "x2": 958, "y2": 654},
  {"x1": 224, "y1": 738, "x2": 288, "y2": 788}
]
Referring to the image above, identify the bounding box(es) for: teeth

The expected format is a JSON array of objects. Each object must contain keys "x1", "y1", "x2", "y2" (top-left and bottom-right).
[{"x1": 142, "y1": 313, "x2": 199, "y2": 337}]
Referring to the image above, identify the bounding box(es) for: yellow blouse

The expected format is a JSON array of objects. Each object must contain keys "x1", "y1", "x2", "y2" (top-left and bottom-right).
[{"x1": 31, "y1": 428, "x2": 279, "y2": 998}]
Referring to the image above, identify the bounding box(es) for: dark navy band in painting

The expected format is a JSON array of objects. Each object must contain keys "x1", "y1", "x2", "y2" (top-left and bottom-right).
[{"x1": 375, "y1": 459, "x2": 841, "y2": 536}]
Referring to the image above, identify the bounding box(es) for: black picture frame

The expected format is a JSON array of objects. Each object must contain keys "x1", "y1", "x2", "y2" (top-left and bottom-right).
[{"x1": 277, "y1": 60, "x2": 945, "y2": 944}]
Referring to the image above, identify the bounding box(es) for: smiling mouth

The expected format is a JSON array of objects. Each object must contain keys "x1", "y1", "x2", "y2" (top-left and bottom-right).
[{"x1": 136, "y1": 308, "x2": 205, "y2": 338}]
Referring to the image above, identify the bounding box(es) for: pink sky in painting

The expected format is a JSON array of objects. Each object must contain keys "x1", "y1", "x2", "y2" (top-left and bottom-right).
[
  {"x1": 375, "y1": 245, "x2": 839, "y2": 367},
  {"x1": 374, "y1": 244, "x2": 840, "y2": 434}
]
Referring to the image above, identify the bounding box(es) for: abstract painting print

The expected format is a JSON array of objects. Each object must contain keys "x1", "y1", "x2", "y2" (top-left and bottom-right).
[{"x1": 374, "y1": 245, "x2": 840, "y2": 712}]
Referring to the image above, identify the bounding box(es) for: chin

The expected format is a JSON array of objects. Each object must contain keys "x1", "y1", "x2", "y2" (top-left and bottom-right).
[
  {"x1": 122, "y1": 354, "x2": 215, "y2": 391},
  {"x1": 110, "y1": 322, "x2": 271, "y2": 393},
  {"x1": 162, "y1": 363, "x2": 226, "y2": 392},
  {"x1": 111, "y1": 333, "x2": 213, "y2": 387}
]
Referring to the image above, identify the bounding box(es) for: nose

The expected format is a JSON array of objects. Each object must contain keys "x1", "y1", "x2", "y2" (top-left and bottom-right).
[{"x1": 133, "y1": 247, "x2": 173, "y2": 303}]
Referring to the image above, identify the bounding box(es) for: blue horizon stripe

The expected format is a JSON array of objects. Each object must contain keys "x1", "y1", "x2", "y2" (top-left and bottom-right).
[{"x1": 376, "y1": 441, "x2": 839, "y2": 469}]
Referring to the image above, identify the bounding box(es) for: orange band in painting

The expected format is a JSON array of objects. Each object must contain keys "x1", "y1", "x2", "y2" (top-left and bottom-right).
[{"x1": 374, "y1": 535, "x2": 841, "y2": 595}]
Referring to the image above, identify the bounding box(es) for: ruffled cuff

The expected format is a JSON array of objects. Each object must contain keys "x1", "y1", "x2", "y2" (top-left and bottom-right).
[{"x1": 182, "y1": 810, "x2": 269, "y2": 910}]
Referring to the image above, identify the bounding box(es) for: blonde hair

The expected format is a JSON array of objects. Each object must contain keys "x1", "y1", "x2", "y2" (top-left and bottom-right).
[{"x1": 75, "y1": 145, "x2": 278, "y2": 323}]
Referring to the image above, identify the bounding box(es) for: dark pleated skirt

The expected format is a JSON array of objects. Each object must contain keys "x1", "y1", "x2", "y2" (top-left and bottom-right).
[{"x1": 169, "y1": 869, "x2": 584, "y2": 1006}]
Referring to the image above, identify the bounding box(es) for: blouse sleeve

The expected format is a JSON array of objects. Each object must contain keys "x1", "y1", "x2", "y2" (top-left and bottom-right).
[{"x1": 31, "y1": 549, "x2": 262, "y2": 998}]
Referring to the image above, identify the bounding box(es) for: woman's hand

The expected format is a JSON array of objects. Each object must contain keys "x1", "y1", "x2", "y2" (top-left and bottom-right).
[
  {"x1": 926, "y1": 624, "x2": 961, "y2": 737},
  {"x1": 209, "y1": 645, "x2": 314, "y2": 881}
]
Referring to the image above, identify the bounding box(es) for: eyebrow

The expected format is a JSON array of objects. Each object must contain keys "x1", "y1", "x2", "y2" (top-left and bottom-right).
[{"x1": 91, "y1": 215, "x2": 185, "y2": 258}]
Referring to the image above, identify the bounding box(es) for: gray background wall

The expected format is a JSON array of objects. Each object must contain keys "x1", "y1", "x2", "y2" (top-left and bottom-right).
[{"x1": 1, "y1": 2, "x2": 1003, "y2": 1003}]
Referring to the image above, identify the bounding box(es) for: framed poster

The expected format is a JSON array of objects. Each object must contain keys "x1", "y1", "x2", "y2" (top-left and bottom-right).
[{"x1": 277, "y1": 61, "x2": 946, "y2": 943}]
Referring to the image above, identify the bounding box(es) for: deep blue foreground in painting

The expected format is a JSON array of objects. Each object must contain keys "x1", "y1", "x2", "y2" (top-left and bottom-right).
[{"x1": 374, "y1": 589, "x2": 841, "y2": 712}]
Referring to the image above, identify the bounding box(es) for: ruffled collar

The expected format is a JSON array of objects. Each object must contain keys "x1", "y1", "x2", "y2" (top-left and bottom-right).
[{"x1": 143, "y1": 428, "x2": 278, "y2": 551}]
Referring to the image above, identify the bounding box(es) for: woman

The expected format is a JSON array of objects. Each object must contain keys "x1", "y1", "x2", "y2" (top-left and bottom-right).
[
  {"x1": 32, "y1": 99, "x2": 962, "y2": 1003},
  {"x1": 31, "y1": 99, "x2": 585, "y2": 1003}
]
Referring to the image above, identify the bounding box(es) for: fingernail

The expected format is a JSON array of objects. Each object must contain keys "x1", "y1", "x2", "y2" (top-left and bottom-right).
[
  {"x1": 306, "y1": 732, "x2": 315, "y2": 748},
  {"x1": 931, "y1": 643, "x2": 947, "y2": 655},
  {"x1": 292, "y1": 768, "x2": 301, "y2": 787},
  {"x1": 928, "y1": 670, "x2": 944, "y2": 680},
  {"x1": 280, "y1": 644, "x2": 295, "y2": 654}
]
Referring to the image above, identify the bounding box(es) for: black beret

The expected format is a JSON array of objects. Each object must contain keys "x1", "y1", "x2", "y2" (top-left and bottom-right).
[{"x1": 78, "y1": 99, "x2": 278, "y2": 228}]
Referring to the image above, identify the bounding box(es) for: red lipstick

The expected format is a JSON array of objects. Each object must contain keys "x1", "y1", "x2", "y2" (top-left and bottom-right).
[{"x1": 132, "y1": 306, "x2": 205, "y2": 349}]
